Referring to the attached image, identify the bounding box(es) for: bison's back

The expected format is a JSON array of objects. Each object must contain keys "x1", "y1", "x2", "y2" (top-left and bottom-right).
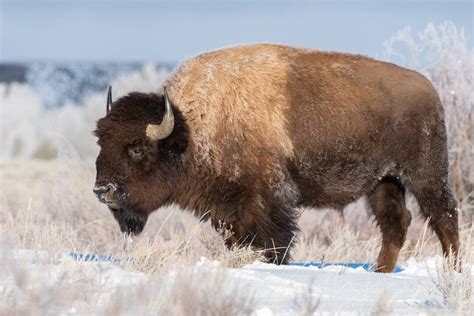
[{"x1": 166, "y1": 44, "x2": 445, "y2": 207}]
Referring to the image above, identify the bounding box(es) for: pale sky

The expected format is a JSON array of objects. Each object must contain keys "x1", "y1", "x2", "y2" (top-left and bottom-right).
[{"x1": 1, "y1": 0, "x2": 472, "y2": 62}]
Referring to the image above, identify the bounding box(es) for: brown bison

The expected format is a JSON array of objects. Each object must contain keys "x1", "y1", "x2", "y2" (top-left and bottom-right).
[{"x1": 93, "y1": 44, "x2": 459, "y2": 272}]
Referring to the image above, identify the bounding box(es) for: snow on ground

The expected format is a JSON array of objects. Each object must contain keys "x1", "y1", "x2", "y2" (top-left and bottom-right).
[
  {"x1": 211, "y1": 257, "x2": 472, "y2": 314},
  {"x1": 2, "y1": 249, "x2": 471, "y2": 314}
]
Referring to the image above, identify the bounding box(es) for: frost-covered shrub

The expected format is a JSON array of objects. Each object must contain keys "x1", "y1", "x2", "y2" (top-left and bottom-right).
[{"x1": 0, "y1": 64, "x2": 170, "y2": 162}]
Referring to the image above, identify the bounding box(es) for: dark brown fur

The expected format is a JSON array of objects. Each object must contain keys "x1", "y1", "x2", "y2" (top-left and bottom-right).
[
  {"x1": 94, "y1": 44, "x2": 459, "y2": 270},
  {"x1": 370, "y1": 177, "x2": 412, "y2": 272}
]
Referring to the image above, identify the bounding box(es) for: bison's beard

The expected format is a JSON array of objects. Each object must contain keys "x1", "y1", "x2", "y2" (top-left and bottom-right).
[{"x1": 110, "y1": 206, "x2": 148, "y2": 235}]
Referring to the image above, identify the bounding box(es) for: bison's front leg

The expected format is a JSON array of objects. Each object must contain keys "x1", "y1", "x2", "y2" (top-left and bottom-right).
[{"x1": 212, "y1": 194, "x2": 299, "y2": 264}]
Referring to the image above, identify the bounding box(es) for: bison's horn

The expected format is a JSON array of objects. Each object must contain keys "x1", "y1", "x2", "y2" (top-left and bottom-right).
[
  {"x1": 106, "y1": 86, "x2": 112, "y2": 114},
  {"x1": 146, "y1": 87, "x2": 175, "y2": 140}
]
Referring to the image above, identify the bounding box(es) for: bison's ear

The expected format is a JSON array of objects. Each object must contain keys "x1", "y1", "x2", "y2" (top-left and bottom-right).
[{"x1": 146, "y1": 87, "x2": 175, "y2": 141}]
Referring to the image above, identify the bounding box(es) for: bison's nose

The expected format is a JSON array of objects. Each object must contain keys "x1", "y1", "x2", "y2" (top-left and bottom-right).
[
  {"x1": 93, "y1": 185, "x2": 109, "y2": 201},
  {"x1": 93, "y1": 183, "x2": 119, "y2": 207}
]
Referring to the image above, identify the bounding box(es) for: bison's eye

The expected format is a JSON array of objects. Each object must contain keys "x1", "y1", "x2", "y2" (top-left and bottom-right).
[{"x1": 129, "y1": 147, "x2": 144, "y2": 159}]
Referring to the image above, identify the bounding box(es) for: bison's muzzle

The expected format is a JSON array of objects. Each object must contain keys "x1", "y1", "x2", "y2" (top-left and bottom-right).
[
  {"x1": 93, "y1": 183, "x2": 148, "y2": 235},
  {"x1": 93, "y1": 183, "x2": 120, "y2": 209}
]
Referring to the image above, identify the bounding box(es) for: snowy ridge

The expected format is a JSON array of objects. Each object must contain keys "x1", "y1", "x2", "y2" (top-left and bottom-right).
[{"x1": 0, "y1": 62, "x2": 172, "y2": 108}]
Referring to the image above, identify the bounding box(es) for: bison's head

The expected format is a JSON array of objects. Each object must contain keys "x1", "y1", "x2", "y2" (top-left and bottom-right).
[{"x1": 93, "y1": 87, "x2": 188, "y2": 235}]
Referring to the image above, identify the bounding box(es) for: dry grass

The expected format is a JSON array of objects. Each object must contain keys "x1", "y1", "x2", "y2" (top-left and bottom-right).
[
  {"x1": 427, "y1": 237, "x2": 473, "y2": 311},
  {"x1": 0, "y1": 160, "x2": 264, "y2": 274},
  {"x1": 295, "y1": 199, "x2": 474, "y2": 266}
]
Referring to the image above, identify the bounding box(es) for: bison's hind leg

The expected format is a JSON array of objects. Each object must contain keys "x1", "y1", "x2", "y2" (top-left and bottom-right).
[
  {"x1": 369, "y1": 177, "x2": 411, "y2": 273},
  {"x1": 408, "y1": 177, "x2": 460, "y2": 264},
  {"x1": 403, "y1": 118, "x2": 460, "y2": 267}
]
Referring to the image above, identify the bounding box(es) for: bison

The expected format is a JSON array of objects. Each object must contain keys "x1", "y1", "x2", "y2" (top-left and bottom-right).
[{"x1": 93, "y1": 44, "x2": 459, "y2": 272}]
